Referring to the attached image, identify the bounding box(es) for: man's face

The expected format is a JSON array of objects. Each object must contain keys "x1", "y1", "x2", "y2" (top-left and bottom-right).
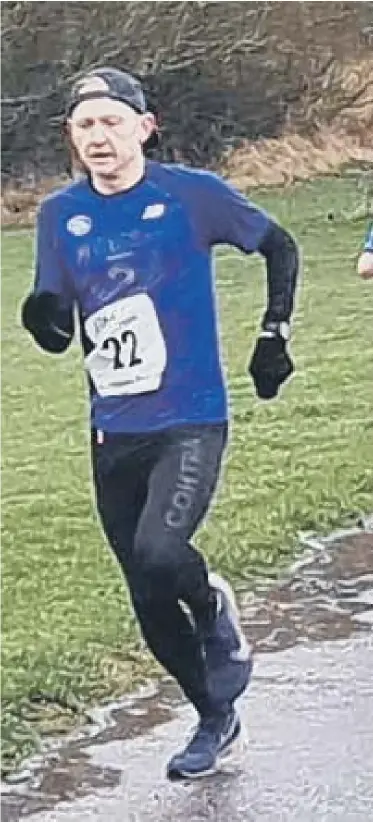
[{"x1": 69, "y1": 97, "x2": 155, "y2": 177}]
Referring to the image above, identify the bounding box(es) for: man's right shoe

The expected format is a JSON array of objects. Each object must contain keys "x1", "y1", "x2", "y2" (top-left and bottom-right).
[{"x1": 167, "y1": 707, "x2": 241, "y2": 780}]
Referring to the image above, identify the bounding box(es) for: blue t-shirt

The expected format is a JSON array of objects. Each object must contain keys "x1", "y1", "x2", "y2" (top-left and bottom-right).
[
  {"x1": 34, "y1": 161, "x2": 271, "y2": 433},
  {"x1": 364, "y1": 225, "x2": 373, "y2": 251}
]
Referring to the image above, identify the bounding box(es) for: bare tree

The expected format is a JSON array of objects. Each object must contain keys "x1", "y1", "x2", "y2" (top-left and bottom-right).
[{"x1": 1, "y1": 1, "x2": 372, "y2": 179}]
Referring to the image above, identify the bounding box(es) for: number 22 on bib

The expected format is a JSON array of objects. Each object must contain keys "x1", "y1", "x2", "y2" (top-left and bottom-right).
[{"x1": 84, "y1": 294, "x2": 167, "y2": 397}]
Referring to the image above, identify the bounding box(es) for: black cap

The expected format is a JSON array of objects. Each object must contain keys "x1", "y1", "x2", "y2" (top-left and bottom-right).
[
  {"x1": 66, "y1": 67, "x2": 159, "y2": 150},
  {"x1": 67, "y1": 68, "x2": 147, "y2": 116}
]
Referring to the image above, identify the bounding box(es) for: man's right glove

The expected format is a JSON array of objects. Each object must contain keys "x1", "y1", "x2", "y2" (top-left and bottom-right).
[
  {"x1": 248, "y1": 323, "x2": 294, "y2": 400},
  {"x1": 21, "y1": 291, "x2": 73, "y2": 353}
]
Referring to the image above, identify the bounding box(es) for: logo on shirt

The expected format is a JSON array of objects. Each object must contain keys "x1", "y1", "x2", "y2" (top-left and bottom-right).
[
  {"x1": 77, "y1": 244, "x2": 91, "y2": 264},
  {"x1": 141, "y1": 203, "x2": 165, "y2": 221},
  {"x1": 67, "y1": 215, "x2": 92, "y2": 236},
  {"x1": 108, "y1": 265, "x2": 135, "y2": 286}
]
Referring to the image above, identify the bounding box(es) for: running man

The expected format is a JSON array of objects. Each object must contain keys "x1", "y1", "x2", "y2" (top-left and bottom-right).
[
  {"x1": 22, "y1": 68, "x2": 299, "y2": 779},
  {"x1": 357, "y1": 224, "x2": 373, "y2": 279}
]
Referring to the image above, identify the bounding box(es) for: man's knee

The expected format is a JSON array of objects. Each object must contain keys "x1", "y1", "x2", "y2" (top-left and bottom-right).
[{"x1": 133, "y1": 528, "x2": 183, "y2": 599}]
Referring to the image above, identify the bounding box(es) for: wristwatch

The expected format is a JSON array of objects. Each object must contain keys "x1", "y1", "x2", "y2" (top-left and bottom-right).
[{"x1": 260, "y1": 321, "x2": 291, "y2": 341}]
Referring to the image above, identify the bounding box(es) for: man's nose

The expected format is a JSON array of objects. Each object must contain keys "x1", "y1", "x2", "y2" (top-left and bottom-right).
[{"x1": 89, "y1": 124, "x2": 106, "y2": 144}]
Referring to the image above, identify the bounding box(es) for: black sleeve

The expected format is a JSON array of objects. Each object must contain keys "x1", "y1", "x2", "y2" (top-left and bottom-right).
[
  {"x1": 258, "y1": 221, "x2": 299, "y2": 326},
  {"x1": 22, "y1": 199, "x2": 75, "y2": 354}
]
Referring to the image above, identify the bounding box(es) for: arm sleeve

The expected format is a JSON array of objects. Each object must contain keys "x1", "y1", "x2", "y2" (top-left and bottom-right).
[
  {"x1": 22, "y1": 199, "x2": 75, "y2": 353},
  {"x1": 33, "y1": 200, "x2": 73, "y2": 304},
  {"x1": 258, "y1": 222, "x2": 299, "y2": 325}
]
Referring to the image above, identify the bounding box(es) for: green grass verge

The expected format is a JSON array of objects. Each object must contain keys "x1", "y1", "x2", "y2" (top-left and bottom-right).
[{"x1": 2, "y1": 176, "x2": 372, "y2": 774}]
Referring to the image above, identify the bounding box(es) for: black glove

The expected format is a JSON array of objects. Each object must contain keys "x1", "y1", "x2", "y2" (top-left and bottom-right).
[
  {"x1": 248, "y1": 331, "x2": 294, "y2": 400},
  {"x1": 21, "y1": 292, "x2": 73, "y2": 353}
]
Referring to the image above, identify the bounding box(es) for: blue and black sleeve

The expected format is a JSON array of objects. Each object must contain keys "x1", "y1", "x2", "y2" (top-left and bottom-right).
[{"x1": 195, "y1": 172, "x2": 299, "y2": 326}]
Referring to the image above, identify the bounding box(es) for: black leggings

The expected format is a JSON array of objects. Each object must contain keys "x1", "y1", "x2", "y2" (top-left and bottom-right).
[{"x1": 92, "y1": 422, "x2": 228, "y2": 716}]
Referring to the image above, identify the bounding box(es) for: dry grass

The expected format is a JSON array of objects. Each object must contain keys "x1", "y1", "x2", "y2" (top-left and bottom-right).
[
  {"x1": 224, "y1": 128, "x2": 373, "y2": 190},
  {"x1": 1, "y1": 175, "x2": 71, "y2": 228},
  {"x1": 224, "y1": 57, "x2": 373, "y2": 188}
]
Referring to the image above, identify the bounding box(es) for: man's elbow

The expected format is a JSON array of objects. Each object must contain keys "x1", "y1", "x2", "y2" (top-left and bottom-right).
[{"x1": 259, "y1": 221, "x2": 299, "y2": 264}]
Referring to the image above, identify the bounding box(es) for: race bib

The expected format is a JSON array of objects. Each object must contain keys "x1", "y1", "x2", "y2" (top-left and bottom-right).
[{"x1": 84, "y1": 294, "x2": 167, "y2": 397}]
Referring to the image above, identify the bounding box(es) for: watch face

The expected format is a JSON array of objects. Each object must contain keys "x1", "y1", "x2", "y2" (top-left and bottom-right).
[
  {"x1": 279, "y1": 322, "x2": 291, "y2": 341},
  {"x1": 262, "y1": 322, "x2": 291, "y2": 340}
]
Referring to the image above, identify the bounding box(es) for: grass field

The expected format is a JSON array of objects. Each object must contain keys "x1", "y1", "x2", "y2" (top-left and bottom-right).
[{"x1": 2, "y1": 176, "x2": 373, "y2": 775}]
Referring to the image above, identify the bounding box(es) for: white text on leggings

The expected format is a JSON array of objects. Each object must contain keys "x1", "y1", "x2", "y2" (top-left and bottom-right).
[{"x1": 165, "y1": 438, "x2": 201, "y2": 528}]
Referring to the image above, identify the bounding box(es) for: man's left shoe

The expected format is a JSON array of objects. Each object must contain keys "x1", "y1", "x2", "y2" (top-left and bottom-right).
[
  {"x1": 203, "y1": 573, "x2": 253, "y2": 705},
  {"x1": 167, "y1": 707, "x2": 241, "y2": 780}
]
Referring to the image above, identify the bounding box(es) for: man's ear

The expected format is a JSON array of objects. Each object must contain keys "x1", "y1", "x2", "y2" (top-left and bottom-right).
[
  {"x1": 62, "y1": 119, "x2": 87, "y2": 180},
  {"x1": 140, "y1": 112, "x2": 158, "y2": 147}
]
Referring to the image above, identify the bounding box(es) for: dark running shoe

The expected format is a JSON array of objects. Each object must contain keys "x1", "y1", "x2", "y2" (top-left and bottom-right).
[{"x1": 167, "y1": 707, "x2": 241, "y2": 780}]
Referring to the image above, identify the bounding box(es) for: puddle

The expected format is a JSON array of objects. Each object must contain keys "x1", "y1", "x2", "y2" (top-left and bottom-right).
[
  {"x1": 241, "y1": 530, "x2": 373, "y2": 652},
  {"x1": 2, "y1": 526, "x2": 372, "y2": 820}
]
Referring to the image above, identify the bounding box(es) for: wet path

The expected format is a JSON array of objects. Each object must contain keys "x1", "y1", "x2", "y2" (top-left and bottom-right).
[{"x1": 2, "y1": 527, "x2": 373, "y2": 821}]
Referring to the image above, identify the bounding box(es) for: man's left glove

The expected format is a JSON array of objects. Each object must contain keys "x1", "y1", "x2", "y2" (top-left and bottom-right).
[{"x1": 248, "y1": 323, "x2": 294, "y2": 400}]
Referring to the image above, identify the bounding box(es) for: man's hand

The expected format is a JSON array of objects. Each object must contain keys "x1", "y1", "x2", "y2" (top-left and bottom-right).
[
  {"x1": 248, "y1": 329, "x2": 294, "y2": 400},
  {"x1": 21, "y1": 291, "x2": 74, "y2": 353},
  {"x1": 357, "y1": 251, "x2": 373, "y2": 280}
]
